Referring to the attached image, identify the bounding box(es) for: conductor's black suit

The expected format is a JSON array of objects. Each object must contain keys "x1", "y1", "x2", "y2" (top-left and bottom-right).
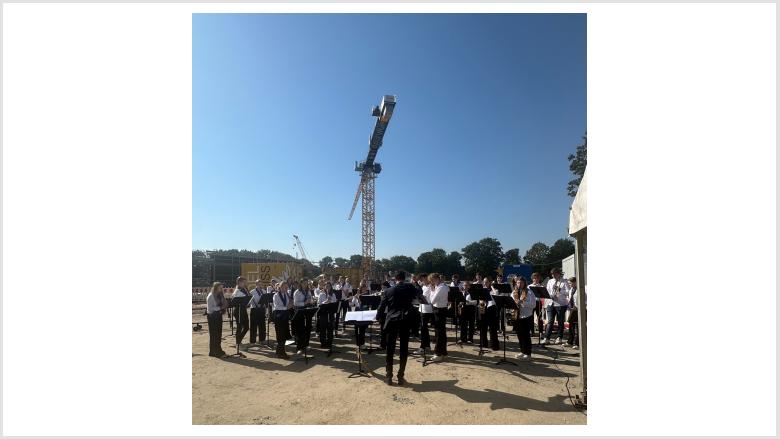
[{"x1": 377, "y1": 281, "x2": 419, "y2": 381}]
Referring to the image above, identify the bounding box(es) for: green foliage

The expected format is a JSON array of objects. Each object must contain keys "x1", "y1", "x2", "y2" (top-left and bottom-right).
[
  {"x1": 461, "y1": 237, "x2": 504, "y2": 278},
  {"x1": 388, "y1": 255, "x2": 417, "y2": 274},
  {"x1": 548, "y1": 238, "x2": 575, "y2": 265},
  {"x1": 522, "y1": 239, "x2": 574, "y2": 275},
  {"x1": 504, "y1": 248, "x2": 521, "y2": 265},
  {"x1": 348, "y1": 254, "x2": 363, "y2": 268},
  {"x1": 523, "y1": 242, "x2": 550, "y2": 266},
  {"x1": 319, "y1": 256, "x2": 333, "y2": 270},
  {"x1": 567, "y1": 133, "x2": 587, "y2": 197},
  {"x1": 334, "y1": 257, "x2": 349, "y2": 268}
]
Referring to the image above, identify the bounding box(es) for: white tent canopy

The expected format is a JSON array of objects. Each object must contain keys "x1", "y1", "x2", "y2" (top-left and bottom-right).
[{"x1": 569, "y1": 169, "x2": 587, "y2": 234}]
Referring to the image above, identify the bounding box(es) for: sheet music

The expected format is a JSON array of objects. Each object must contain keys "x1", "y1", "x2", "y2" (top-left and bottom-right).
[{"x1": 345, "y1": 310, "x2": 377, "y2": 322}]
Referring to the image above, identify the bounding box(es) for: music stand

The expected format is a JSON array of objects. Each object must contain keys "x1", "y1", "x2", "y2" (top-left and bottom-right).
[
  {"x1": 259, "y1": 293, "x2": 275, "y2": 349},
  {"x1": 319, "y1": 301, "x2": 340, "y2": 357},
  {"x1": 370, "y1": 283, "x2": 381, "y2": 293},
  {"x1": 292, "y1": 306, "x2": 318, "y2": 364},
  {"x1": 345, "y1": 310, "x2": 376, "y2": 378},
  {"x1": 447, "y1": 287, "x2": 465, "y2": 347},
  {"x1": 468, "y1": 286, "x2": 491, "y2": 357},
  {"x1": 416, "y1": 294, "x2": 432, "y2": 367},
  {"x1": 358, "y1": 295, "x2": 381, "y2": 353},
  {"x1": 530, "y1": 286, "x2": 550, "y2": 346},
  {"x1": 229, "y1": 295, "x2": 251, "y2": 357},
  {"x1": 492, "y1": 294, "x2": 518, "y2": 366},
  {"x1": 493, "y1": 283, "x2": 512, "y2": 336}
]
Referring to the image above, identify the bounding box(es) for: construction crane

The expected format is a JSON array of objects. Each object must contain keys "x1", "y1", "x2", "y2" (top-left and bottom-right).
[
  {"x1": 292, "y1": 235, "x2": 310, "y2": 262},
  {"x1": 347, "y1": 95, "x2": 397, "y2": 277}
]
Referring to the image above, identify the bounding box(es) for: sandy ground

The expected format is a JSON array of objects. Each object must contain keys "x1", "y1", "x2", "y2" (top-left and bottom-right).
[{"x1": 192, "y1": 311, "x2": 586, "y2": 425}]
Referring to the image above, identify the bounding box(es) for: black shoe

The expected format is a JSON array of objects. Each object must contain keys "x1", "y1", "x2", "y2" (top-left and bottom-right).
[
  {"x1": 386, "y1": 376, "x2": 393, "y2": 385},
  {"x1": 397, "y1": 376, "x2": 407, "y2": 386}
]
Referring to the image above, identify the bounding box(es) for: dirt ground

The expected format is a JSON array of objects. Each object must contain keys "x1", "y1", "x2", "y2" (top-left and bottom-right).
[{"x1": 192, "y1": 313, "x2": 586, "y2": 425}]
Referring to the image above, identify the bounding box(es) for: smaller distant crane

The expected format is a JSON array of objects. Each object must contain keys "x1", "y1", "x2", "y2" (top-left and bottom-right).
[{"x1": 293, "y1": 235, "x2": 310, "y2": 262}]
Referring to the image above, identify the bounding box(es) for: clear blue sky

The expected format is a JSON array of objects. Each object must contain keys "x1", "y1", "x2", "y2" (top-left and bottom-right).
[{"x1": 193, "y1": 13, "x2": 586, "y2": 262}]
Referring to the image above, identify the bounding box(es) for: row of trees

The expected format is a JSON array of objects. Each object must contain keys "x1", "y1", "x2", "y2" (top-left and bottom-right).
[{"x1": 317, "y1": 236, "x2": 574, "y2": 279}]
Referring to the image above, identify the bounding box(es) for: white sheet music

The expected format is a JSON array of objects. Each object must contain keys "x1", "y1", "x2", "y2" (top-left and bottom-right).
[{"x1": 345, "y1": 310, "x2": 377, "y2": 322}]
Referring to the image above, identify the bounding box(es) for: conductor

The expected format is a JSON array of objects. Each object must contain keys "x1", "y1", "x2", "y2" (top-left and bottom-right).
[{"x1": 377, "y1": 270, "x2": 419, "y2": 386}]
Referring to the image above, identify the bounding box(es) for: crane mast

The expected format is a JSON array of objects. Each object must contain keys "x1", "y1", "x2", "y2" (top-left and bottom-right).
[{"x1": 347, "y1": 95, "x2": 397, "y2": 278}]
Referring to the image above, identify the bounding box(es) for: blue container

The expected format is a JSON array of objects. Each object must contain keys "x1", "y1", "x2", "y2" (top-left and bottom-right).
[{"x1": 498, "y1": 263, "x2": 534, "y2": 282}]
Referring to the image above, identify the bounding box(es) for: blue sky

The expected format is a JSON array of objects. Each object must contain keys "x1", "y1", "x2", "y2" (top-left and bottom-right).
[{"x1": 193, "y1": 13, "x2": 586, "y2": 261}]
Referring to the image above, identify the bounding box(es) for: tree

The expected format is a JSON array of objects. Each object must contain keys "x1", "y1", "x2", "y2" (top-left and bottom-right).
[
  {"x1": 416, "y1": 248, "x2": 449, "y2": 275},
  {"x1": 388, "y1": 255, "x2": 416, "y2": 274},
  {"x1": 548, "y1": 238, "x2": 575, "y2": 269},
  {"x1": 523, "y1": 242, "x2": 551, "y2": 268},
  {"x1": 461, "y1": 237, "x2": 504, "y2": 278},
  {"x1": 504, "y1": 248, "x2": 521, "y2": 265},
  {"x1": 318, "y1": 256, "x2": 333, "y2": 271},
  {"x1": 348, "y1": 254, "x2": 363, "y2": 268},
  {"x1": 334, "y1": 257, "x2": 349, "y2": 268},
  {"x1": 567, "y1": 133, "x2": 587, "y2": 197},
  {"x1": 445, "y1": 251, "x2": 465, "y2": 278}
]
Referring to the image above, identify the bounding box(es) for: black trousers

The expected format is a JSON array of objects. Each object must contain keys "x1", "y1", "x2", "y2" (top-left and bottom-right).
[
  {"x1": 338, "y1": 301, "x2": 349, "y2": 331},
  {"x1": 516, "y1": 315, "x2": 533, "y2": 356},
  {"x1": 273, "y1": 310, "x2": 290, "y2": 355},
  {"x1": 317, "y1": 311, "x2": 335, "y2": 348},
  {"x1": 534, "y1": 301, "x2": 544, "y2": 335},
  {"x1": 567, "y1": 310, "x2": 579, "y2": 345},
  {"x1": 354, "y1": 322, "x2": 368, "y2": 346},
  {"x1": 234, "y1": 306, "x2": 249, "y2": 346},
  {"x1": 480, "y1": 306, "x2": 500, "y2": 350},
  {"x1": 460, "y1": 306, "x2": 476, "y2": 342},
  {"x1": 292, "y1": 309, "x2": 312, "y2": 349},
  {"x1": 419, "y1": 313, "x2": 433, "y2": 349},
  {"x1": 433, "y1": 307, "x2": 448, "y2": 356},
  {"x1": 385, "y1": 318, "x2": 410, "y2": 377},
  {"x1": 379, "y1": 318, "x2": 387, "y2": 349},
  {"x1": 249, "y1": 307, "x2": 266, "y2": 343},
  {"x1": 409, "y1": 307, "x2": 420, "y2": 337},
  {"x1": 207, "y1": 311, "x2": 224, "y2": 355}
]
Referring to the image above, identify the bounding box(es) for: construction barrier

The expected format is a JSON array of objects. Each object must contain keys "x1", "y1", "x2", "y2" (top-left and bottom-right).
[{"x1": 192, "y1": 287, "x2": 235, "y2": 303}]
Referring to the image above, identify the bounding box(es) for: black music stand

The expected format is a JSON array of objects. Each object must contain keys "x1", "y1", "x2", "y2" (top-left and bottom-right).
[
  {"x1": 415, "y1": 295, "x2": 432, "y2": 367},
  {"x1": 259, "y1": 293, "x2": 275, "y2": 349},
  {"x1": 345, "y1": 311, "x2": 374, "y2": 378},
  {"x1": 229, "y1": 295, "x2": 251, "y2": 358},
  {"x1": 468, "y1": 286, "x2": 491, "y2": 357},
  {"x1": 359, "y1": 295, "x2": 381, "y2": 354},
  {"x1": 333, "y1": 290, "x2": 344, "y2": 335},
  {"x1": 530, "y1": 286, "x2": 551, "y2": 346},
  {"x1": 370, "y1": 283, "x2": 381, "y2": 293},
  {"x1": 319, "y1": 301, "x2": 340, "y2": 357},
  {"x1": 447, "y1": 287, "x2": 465, "y2": 347},
  {"x1": 292, "y1": 306, "x2": 318, "y2": 364},
  {"x1": 492, "y1": 294, "x2": 518, "y2": 366},
  {"x1": 493, "y1": 283, "x2": 512, "y2": 336}
]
